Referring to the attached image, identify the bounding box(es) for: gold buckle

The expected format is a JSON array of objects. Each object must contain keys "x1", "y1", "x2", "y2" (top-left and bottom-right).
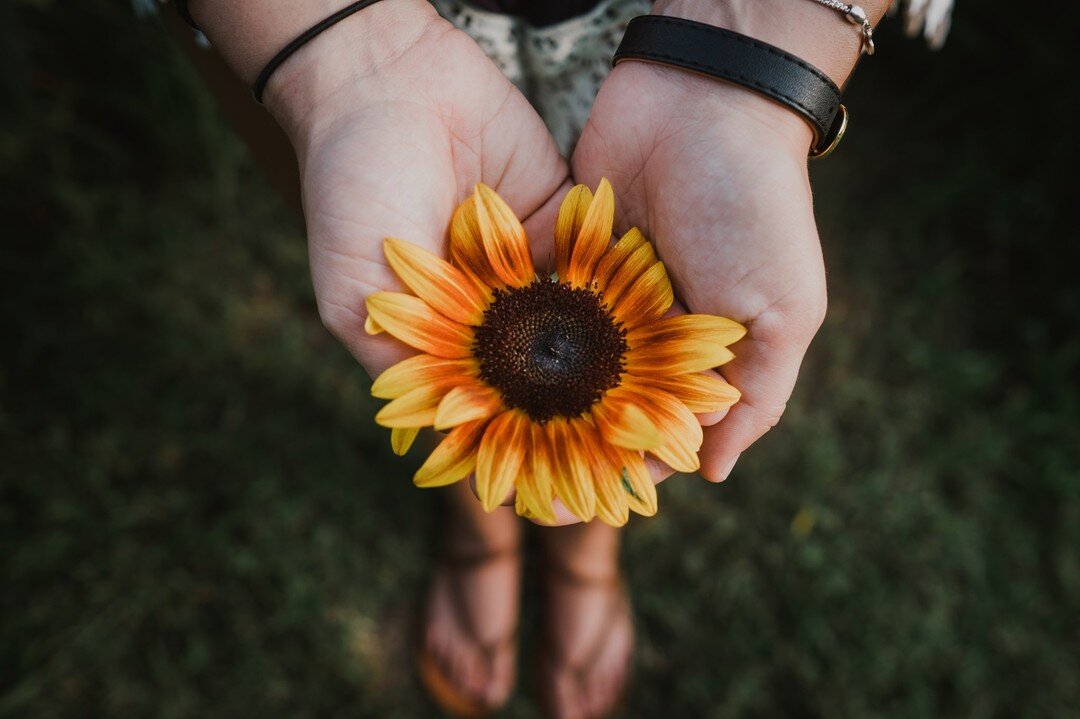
[{"x1": 809, "y1": 104, "x2": 848, "y2": 160}]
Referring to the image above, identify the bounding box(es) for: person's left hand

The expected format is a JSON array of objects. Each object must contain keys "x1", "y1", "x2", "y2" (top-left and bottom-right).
[{"x1": 570, "y1": 60, "x2": 829, "y2": 488}]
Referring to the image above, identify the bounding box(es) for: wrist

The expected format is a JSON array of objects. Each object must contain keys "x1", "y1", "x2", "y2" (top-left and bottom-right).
[
  {"x1": 652, "y1": 0, "x2": 891, "y2": 86},
  {"x1": 603, "y1": 60, "x2": 815, "y2": 160},
  {"x1": 189, "y1": 0, "x2": 442, "y2": 144}
]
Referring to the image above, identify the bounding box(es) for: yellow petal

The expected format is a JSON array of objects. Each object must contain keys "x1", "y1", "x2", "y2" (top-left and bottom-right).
[
  {"x1": 632, "y1": 373, "x2": 741, "y2": 413},
  {"x1": 566, "y1": 178, "x2": 614, "y2": 288},
  {"x1": 581, "y1": 423, "x2": 629, "y2": 527},
  {"x1": 413, "y1": 419, "x2": 488, "y2": 487},
  {"x1": 593, "y1": 227, "x2": 647, "y2": 293},
  {"x1": 554, "y1": 184, "x2": 593, "y2": 280},
  {"x1": 605, "y1": 444, "x2": 658, "y2": 517},
  {"x1": 622, "y1": 382, "x2": 702, "y2": 473},
  {"x1": 590, "y1": 392, "x2": 664, "y2": 450},
  {"x1": 475, "y1": 410, "x2": 528, "y2": 511},
  {"x1": 450, "y1": 195, "x2": 502, "y2": 289},
  {"x1": 390, "y1": 427, "x2": 420, "y2": 456},
  {"x1": 475, "y1": 183, "x2": 534, "y2": 288},
  {"x1": 626, "y1": 314, "x2": 746, "y2": 349},
  {"x1": 383, "y1": 237, "x2": 491, "y2": 325},
  {"x1": 516, "y1": 424, "x2": 557, "y2": 524},
  {"x1": 364, "y1": 315, "x2": 384, "y2": 335},
  {"x1": 612, "y1": 261, "x2": 674, "y2": 329},
  {"x1": 515, "y1": 492, "x2": 535, "y2": 521},
  {"x1": 366, "y1": 292, "x2": 474, "y2": 358},
  {"x1": 372, "y1": 355, "x2": 478, "y2": 400},
  {"x1": 547, "y1": 418, "x2": 597, "y2": 522},
  {"x1": 434, "y1": 382, "x2": 504, "y2": 431},
  {"x1": 375, "y1": 384, "x2": 447, "y2": 428}
]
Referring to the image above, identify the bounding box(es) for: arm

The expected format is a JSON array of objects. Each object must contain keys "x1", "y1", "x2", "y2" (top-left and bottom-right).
[{"x1": 187, "y1": 0, "x2": 571, "y2": 376}]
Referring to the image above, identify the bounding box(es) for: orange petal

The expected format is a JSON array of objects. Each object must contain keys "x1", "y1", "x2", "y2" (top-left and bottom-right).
[
  {"x1": 624, "y1": 316, "x2": 744, "y2": 375},
  {"x1": 593, "y1": 227, "x2": 647, "y2": 293},
  {"x1": 475, "y1": 410, "x2": 528, "y2": 511},
  {"x1": 372, "y1": 355, "x2": 478, "y2": 399},
  {"x1": 566, "y1": 178, "x2": 614, "y2": 288},
  {"x1": 600, "y1": 237, "x2": 656, "y2": 309},
  {"x1": 365, "y1": 292, "x2": 474, "y2": 358},
  {"x1": 612, "y1": 261, "x2": 673, "y2": 329},
  {"x1": 581, "y1": 423, "x2": 629, "y2": 527},
  {"x1": 516, "y1": 424, "x2": 557, "y2": 524},
  {"x1": 605, "y1": 444, "x2": 658, "y2": 517},
  {"x1": 626, "y1": 314, "x2": 746, "y2": 349},
  {"x1": 434, "y1": 381, "x2": 503, "y2": 431},
  {"x1": 413, "y1": 419, "x2": 488, "y2": 487},
  {"x1": 553, "y1": 184, "x2": 593, "y2": 280},
  {"x1": 626, "y1": 342, "x2": 734, "y2": 376},
  {"x1": 591, "y1": 392, "x2": 664, "y2": 450},
  {"x1": 622, "y1": 382, "x2": 702, "y2": 473},
  {"x1": 383, "y1": 238, "x2": 491, "y2": 325},
  {"x1": 390, "y1": 427, "x2": 420, "y2": 456},
  {"x1": 547, "y1": 418, "x2": 597, "y2": 522},
  {"x1": 364, "y1": 315, "x2": 384, "y2": 335},
  {"x1": 631, "y1": 373, "x2": 741, "y2": 413},
  {"x1": 450, "y1": 195, "x2": 502, "y2": 289},
  {"x1": 475, "y1": 183, "x2": 534, "y2": 288}
]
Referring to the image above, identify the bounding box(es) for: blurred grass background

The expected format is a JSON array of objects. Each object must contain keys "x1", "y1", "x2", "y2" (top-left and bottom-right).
[{"x1": 2, "y1": 1, "x2": 1078, "y2": 717}]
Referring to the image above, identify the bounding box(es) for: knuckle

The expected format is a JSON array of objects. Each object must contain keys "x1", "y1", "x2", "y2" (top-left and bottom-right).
[{"x1": 757, "y1": 402, "x2": 787, "y2": 431}]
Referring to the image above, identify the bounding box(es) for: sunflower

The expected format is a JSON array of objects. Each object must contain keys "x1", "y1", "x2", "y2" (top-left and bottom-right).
[{"x1": 365, "y1": 180, "x2": 745, "y2": 526}]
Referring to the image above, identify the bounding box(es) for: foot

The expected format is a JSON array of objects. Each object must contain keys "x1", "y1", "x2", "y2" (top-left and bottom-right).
[
  {"x1": 538, "y1": 555, "x2": 634, "y2": 719},
  {"x1": 417, "y1": 508, "x2": 522, "y2": 717}
]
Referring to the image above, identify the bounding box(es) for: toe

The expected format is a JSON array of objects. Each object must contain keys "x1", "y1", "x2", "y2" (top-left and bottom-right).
[
  {"x1": 484, "y1": 644, "x2": 515, "y2": 706},
  {"x1": 552, "y1": 668, "x2": 587, "y2": 719}
]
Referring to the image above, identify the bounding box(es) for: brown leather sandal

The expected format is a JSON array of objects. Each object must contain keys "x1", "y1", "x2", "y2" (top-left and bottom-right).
[
  {"x1": 414, "y1": 547, "x2": 522, "y2": 718},
  {"x1": 535, "y1": 562, "x2": 634, "y2": 719}
]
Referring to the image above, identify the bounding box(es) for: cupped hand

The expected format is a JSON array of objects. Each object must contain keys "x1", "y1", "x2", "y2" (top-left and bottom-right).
[
  {"x1": 273, "y1": 4, "x2": 570, "y2": 378},
  {"x1": 571, "y1": 61, "x2": 829, "y2": 483}
]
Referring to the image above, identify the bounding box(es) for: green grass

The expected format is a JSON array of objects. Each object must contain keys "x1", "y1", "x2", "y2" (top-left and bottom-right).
[{"x1": 2, "y1": 1, "x2": 1078, "y2": 717}]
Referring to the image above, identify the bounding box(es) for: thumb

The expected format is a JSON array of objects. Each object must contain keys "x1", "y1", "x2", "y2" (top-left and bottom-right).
[{"x1": 699, "y1": 308, "x2": 822, "y2": 481}]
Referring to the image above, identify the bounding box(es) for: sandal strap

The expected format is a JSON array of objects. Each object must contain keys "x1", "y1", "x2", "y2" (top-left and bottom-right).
[
  {"x1": 545, "y1": 557, "x2": 623, "y2": 589},
  {"x1": 433, "y1": 547, "x2": 520, "y2": 671},
  {"x1": 440, "y1": 544, "x2": 520, "y2": 569},
  {"x1": 543, "y1": 563, "x2": 630, "y2": 675}
]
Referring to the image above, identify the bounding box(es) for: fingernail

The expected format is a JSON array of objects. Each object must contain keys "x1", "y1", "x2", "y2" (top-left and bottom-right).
[{"x1": 719, "y1": 454, "x2": 741, "y2": 481}]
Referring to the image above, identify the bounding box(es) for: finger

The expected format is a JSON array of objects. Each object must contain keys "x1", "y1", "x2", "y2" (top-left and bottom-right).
[{"x1": 699, "y1": 310, "x2": 814, "y2": 482}]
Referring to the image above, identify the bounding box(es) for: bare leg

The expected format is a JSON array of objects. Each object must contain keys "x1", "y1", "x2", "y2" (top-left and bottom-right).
[
  {"x1": 539, "y1": 522, "x2": 633, "y2": 719},
  {"x1": 419, "y1": 480, "x2": 523, "y2": 712}
]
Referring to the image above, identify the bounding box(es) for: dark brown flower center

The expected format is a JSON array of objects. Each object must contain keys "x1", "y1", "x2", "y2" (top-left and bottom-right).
[{"x1": 473, "y1": 279, "x2": 627, "y2": 422}]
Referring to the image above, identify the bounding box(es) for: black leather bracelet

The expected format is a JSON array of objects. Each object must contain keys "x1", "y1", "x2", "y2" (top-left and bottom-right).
[
  {"x1": 252, "y1": 0, "x2": 389, "y2": 104},
  {"x1": 613, "y1": 15, "x2": 848, "y2": 158}
]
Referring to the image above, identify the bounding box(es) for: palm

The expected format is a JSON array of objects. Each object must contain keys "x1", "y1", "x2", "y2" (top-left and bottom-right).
[
  {"x1": 297, "y1": 22, "x2": 569, "y2": 377},
  {"x1": 573, "y1": 63, "x2": 828, "y2": 480}
]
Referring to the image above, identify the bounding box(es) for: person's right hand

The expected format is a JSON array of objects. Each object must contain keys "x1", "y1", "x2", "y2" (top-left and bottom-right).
[{"x1": 258, "y1": 1, "x2": 571, "y2": 378}]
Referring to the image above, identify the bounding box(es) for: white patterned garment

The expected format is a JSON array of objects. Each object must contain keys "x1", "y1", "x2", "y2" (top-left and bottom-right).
[{"x1": 429, "y1": 0, "x2": 650, "y2": 155}]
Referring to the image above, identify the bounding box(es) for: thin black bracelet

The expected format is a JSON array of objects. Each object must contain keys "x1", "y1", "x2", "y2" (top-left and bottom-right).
[
  {"x1": 174, "y1": 0, "x2": 200, "y2": 31},
  {"x1": 253, "y1": 0, "x2": 388, "y2": 104}
]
